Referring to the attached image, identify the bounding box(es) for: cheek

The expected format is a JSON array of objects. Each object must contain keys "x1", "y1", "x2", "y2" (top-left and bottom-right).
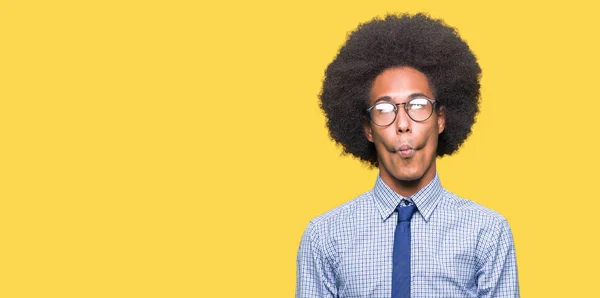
[
  {"x1": 413, "y1": 124, "x2": 437, "y2": 146},
  {"x1": 372, "y1": 128, "x2": 396, "y2": 150},
  {"x1": 422, "y1": 131, "x2": 440, "y2": 158},
  {"x1": 425, "y1": 127, "x2": 439, "y2": 145}
]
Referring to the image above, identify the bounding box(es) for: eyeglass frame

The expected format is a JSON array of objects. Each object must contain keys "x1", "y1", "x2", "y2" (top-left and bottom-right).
[{"x1": 365, "y1": 97, "x2": 437, "y2": 126}]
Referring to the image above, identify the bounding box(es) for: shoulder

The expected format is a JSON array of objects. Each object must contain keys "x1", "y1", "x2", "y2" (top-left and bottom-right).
[
  {"x1": 300, "y1": 190, "x2": 374, "y2": 256},
  {"x1": 437, "y1": 189, "x2": 515, "y2": 256},
  {"x1": 436, "y1": 189, "x2": 515, "y2": 249},
  {"x1": 304, "y1": 190, "x2": 373, "y2": 235},
  {"x1": 438, "y1": 189, "x2": 509, "y2": 225}
]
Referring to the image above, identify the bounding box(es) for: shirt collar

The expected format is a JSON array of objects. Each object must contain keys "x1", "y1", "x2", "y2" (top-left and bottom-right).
[{"x1": 373, "y1": 172, "x2": 444, "y2": 222}]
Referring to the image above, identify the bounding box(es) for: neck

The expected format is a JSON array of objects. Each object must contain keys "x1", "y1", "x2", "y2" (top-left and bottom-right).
[{"x1": 378, "y1": 164, "x2": 437, "y2": 198}]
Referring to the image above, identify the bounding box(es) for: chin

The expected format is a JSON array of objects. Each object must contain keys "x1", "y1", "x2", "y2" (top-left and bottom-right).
[
  {"x1": 381, "y1": 160, "x2": 424, "y2": 181},
  {"x1": 392, "y1": 168, "x2": 424, "y2": 182}
]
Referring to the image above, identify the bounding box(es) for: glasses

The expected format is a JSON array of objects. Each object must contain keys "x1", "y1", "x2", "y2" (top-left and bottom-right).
[{"x1": 366, "y1": 97, "x2": 437, "y2": 126}]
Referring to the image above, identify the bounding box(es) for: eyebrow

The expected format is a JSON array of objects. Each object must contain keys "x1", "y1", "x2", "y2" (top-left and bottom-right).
[{"x1": 374, "y1": 93, "x2": 432, "y2": 103}]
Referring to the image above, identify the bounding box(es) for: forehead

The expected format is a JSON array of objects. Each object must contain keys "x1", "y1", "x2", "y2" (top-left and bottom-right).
[{"x1": 369, "y1": 67, "x2": 434, "y2": 103}]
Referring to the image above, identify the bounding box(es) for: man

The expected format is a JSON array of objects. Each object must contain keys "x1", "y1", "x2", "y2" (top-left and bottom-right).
[{"x1": 296, "y1": 13, "x2": 519, "y2": 297}]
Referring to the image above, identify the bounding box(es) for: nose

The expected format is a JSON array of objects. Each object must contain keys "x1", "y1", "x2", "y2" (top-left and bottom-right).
[{"x1": 396, "y1": 105, "x2": 411, "y2": 133}]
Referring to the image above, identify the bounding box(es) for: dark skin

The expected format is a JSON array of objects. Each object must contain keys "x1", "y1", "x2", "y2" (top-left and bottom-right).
[{"x1": 363, "y1": 67, "x2": 445, "y2": 197}]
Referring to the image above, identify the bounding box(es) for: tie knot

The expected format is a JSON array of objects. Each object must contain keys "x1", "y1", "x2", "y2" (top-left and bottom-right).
[{"x1": 397, "y1": 203, "x2": 417, "y2": 222}]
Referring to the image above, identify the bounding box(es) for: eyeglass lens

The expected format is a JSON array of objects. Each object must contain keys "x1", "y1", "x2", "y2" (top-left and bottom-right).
[{"x1": 369, "y1": 98, "x2": 433, "y2": 125}]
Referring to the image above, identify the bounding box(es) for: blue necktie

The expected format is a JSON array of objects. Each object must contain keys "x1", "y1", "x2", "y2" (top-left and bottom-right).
[{"x1": 392, "y1": 200, "x2": 417, "y2": 298}]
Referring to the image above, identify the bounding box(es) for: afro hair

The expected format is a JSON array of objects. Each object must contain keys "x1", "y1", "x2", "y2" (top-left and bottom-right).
[{"x1": 320, "y1": 13, "x2": 481, "y2": 167}]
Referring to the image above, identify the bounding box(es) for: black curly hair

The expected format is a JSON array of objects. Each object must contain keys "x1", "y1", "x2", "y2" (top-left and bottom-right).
[{"x1": 320, "y1": 13, "x2": 481, "y2": 167}]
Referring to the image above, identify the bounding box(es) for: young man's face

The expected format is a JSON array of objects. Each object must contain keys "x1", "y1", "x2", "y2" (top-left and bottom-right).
[{"x1": 364, "y1": 67, "x2": 445, "y2": 189}]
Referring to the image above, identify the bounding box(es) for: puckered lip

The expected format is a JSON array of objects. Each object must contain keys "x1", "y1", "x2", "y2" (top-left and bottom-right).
[
  {"x1": 396, "y1": 144, "x2": 413, "y2": 151},
  {"x1": 396, "y1": 144, "x2": 415, "y2": 158}
]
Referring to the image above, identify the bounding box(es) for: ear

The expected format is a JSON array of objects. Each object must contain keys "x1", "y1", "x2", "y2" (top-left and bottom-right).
[
  {"x1": 437, "y1": 106, "x2": 446, "y2": 134},
  {"x1": 363, "y1": 122, "x2": 374, "y2": 142}
]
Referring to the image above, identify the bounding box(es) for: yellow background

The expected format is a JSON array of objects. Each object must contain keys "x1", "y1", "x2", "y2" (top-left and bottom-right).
[{"x1": 1, "y1": 0, "x2": 599, "y2": 297}]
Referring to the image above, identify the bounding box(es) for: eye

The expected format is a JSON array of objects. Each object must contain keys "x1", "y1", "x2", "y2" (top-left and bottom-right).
[
  {"x1": 408, "y1": 98, "x2": 429, "y2": 110},
  {"x1": 374, "y1": 103, "x2": 395, "y2": 113}
]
